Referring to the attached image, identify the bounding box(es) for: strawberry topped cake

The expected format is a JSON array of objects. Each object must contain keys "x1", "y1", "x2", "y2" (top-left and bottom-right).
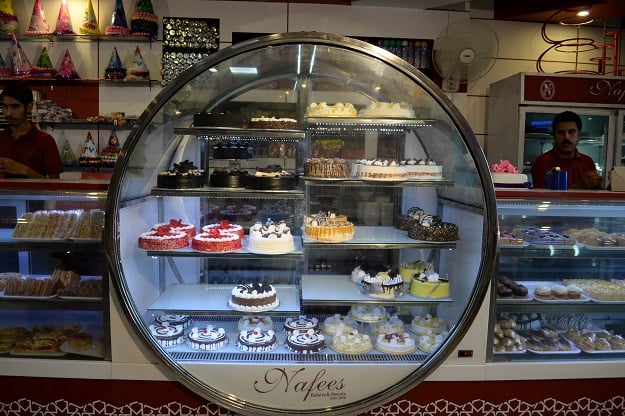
[
  {"x1": 491, "y1": 159, "x2": 529, "y2": 188},
  {"x1": 201, "y1": 220, "x2": 244, "y2": 239},
  {"x1": 153, "y1": 219, "x2": 196, "y2": 238},
  {"x1": 138, "y1": 225, "x2": 189, "y2": 250},
  {"x1": 192, "y1": 228, "x2": 242, "y2": 252}
]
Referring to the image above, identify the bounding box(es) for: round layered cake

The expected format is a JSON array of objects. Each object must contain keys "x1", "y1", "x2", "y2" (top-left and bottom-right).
[
  {"x1": 152, "y1": 219, "x2": 196, "y2": 238},
  {"x1": 410, "y1": 314, "x2": 447, "y2": 335},
  {"x1": 248, "y1": 165, "x2": 297, "y2": 190},
  {"x1": 209, "y1": 167, "x2": 250, "y2": 188},
  {"x1": 401, "y1": 158, "x2": 443, "y2": 180},
  {"x1": 285, "y1": 329, "x2": 326, "y2": 354},
  {"x1": 357, "y1": 101, "x2": 415, "y2": 118},
  {"x1": 247, "y1": 220, "x2": 295, "y2": 254},
  {"x1": 361, "y1": 269, "x2": 405, "y2": 299},
  {"x1": 201, "y1": 221, "x2": 245, "y2": 239},
  {"x1": 249, "y1": 116, "x2": 298, "y2": 129},
  {"x1": 306, "y1": 102, "x2": 357, "y2": 118},
  {"x1": 370, "y1": 315, "x2": 406, "y2": 336},
  {"x1": 237, "y1": 316, "x2": 273, "y2": 332},
  {"x1": 356, "y1": 159, "x2": 406, "y2": 181},
  {"x1": 398, "y1": 260, "x2": 433, "y2": 283},
  {"x1": 349, "y1": 305, "x2": 388, "y2": 323},
  {"x1": 154, "y1": 314, "x2": 192, "y2": 329},
  {"x1": 187, "y1": 325, "x2": 229, "y2": 351},
  {"x1": 304, "y1": 211, "x2": 354, "y2": 243},
  {"x1": 191, "y1": 229, "x2": 242, "y2": 252},
  {"x1": 418, "y1": 332, "x2": 447, "y2": 353},
  {"x1": 157, "y1": 160, "x2": 205, "y2": 189},
  {"x1": 406, "y1": 211, "x2": 459, "y2": 242},
  {"x1": 138, "y1": 226, "x2": 189, "y2": 250},
  {"x1": 322, "y1": 314, "x2": 356, "y2": 336},
  {"x1": 304, "y1": 158, "x2": 350, "y2": 178},
  {"x1": 375, "y1": 332, "x2": 416, "y2": 354},
  {"x1": 236, "y1": 329, "x2": 277, "y2": 352},
  {"x1": 330, "y1": 328, "x2": 373, "y2": 354},
  {"x1": 228, "y1": 282, "x2": 279, "y2": 312},
  {"x1": 409, "y1": 270, "x2": 450, "y2": 299},
  {"x1": 148, "y1": 323, "x2": 185, "y2": 348},
  {"x1": 283, "y1": 315, "x2": 319, "y2": 334}
]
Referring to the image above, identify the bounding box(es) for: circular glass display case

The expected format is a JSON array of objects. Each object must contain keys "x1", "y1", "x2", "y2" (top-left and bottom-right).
[{"x1": 105, "y1": 32, "x2": 497, "y2": 415}]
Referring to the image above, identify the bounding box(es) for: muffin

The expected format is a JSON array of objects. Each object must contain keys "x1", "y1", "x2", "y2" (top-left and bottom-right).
[
  {"x1": 551, "y1": 285, "x2": 568, "y2": 299},
  {"x1": 566, "y1": 284, "x2": 583, "y2": 299},
  {"x1": 534, "y1": 285, "x2": 551, "y2": 299}
]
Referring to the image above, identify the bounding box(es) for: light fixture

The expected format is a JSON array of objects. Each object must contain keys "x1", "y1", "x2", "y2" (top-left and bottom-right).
[{"x1": 229, "y1": 66, "x2": 258, "y2": 75}]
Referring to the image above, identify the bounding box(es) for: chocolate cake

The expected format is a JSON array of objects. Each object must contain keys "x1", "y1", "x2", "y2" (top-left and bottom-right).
[
  {"x1": 209, "y1": 167, "x2": 250, "y2": 188},
  {"x1": 157, "y1": 160, "x2": 206, "y2": 189},
  {"x1": 248, "y1": 165, "x2": 297, "y2": 190}
]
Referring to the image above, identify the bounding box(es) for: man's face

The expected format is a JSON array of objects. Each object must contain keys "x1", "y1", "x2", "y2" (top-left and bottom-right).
[
  {"x1": 554, "y1": 120, "x2": 579, "y2": 157},
  {"x1": 1, "y1": 96, "x2": 30, "y2": 127}
]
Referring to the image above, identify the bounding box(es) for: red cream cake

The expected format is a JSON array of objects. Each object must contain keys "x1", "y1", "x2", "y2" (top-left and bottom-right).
[
  {"x1": 228, "y1": 282, "x2": 279, "y2": 312},
  {"x1": 201, "y1": 220, "x2": 245, "y2": 239},
  {"x1": 138, "y1": 225, "x2": 189, "y2": 250},
  {"x1": 191, "y1": 228, "x2": 242, "y2": 252},
  {"x1": 152, "y1": 219, "x2": 196, "y2": 238}
]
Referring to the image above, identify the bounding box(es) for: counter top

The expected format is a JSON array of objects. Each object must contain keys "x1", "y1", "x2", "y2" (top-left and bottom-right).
[
  {"x1": 0, "y1": 178, "x2": 109, "y2": 192},
  {"x1": 495, "y1": 188, "x2": 625, "y2": 201}
]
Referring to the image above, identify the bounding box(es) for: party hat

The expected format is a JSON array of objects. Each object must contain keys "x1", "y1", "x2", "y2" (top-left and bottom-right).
[
  {"x1": 105, "y1": 0, "x2": 129, "y2": 36},
  {"x1": 10, "y1": 34, "x2": 32, "y2": 78},
  {"x1": 27, "y1": 0, "x2": 50, "y2": 35},
  {"x1": 104, "y1": 47, "x2": 126, "y2": 80},
  {"x1": 79, "y1": 131, "x2": 102, "y2": 167},
  {"x1": 131, "y1": 0, "x2": 158, "y2": 38},
  {"x1": 79, "y1": 0, "x2": 99, "y2": 35},
  {"x1": 61, "y1": 138, "x2": 77, "y2": 167},
  {"x1": 0, "y1": 53, "x2": 10, "y2": 78},
  {"x1": 31, "y1": 46, "x2": 57, "y2": 78},
  {"x1": 125, "y1": 46, "x2": 149, "y2": 81},
  {"x1": 54, "y1": 0, "x2": 75, "y2": 35},
  {"x1": 0, "y1": 0, "x2": 18, "y2": 35},
  {"x1": 56, "y1": 48, "x2": 80, "y2": 80},
  {"x1": 101, "y1": 130, "x2": 121, "y2": 167}
]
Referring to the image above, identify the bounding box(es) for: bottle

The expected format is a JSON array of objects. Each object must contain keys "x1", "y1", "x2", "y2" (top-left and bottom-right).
[{"x1": 414, "y1": 41, "x2": 423, "y2": 68}]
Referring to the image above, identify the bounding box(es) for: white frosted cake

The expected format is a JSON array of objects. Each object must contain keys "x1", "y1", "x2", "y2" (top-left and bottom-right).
[
  {"x1": 247, "y1": 219, "x2": 295, "y2": 254},
  {"x1": 306, "y1": 102, "x2": 357, "y2": 117},
  {"x1": 491, "y1": 160, "x2": 528, "y2": 187},
  {"x1": 356, "y1": 159, "x2": 406, "y2": 180},
  {"x1": 401, "y1": 158, "x2": 443, "y2": 179},
  {"x1": 358, "y1": 101, "x2": 415, "y2": 118}
]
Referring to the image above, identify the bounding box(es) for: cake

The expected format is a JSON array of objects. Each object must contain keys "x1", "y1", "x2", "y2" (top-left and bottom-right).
[
  {"x1": 399, "y1": 260, "x2": 433, "y2": 283},
  {"x1": 153, "y1": 219, "x2": 196, "y2": 238},
  {"x1": 56, "y1": 49, "x2": 80, "y2": 79},
  {"x1": 356, "y1": 159, "x2": 406, "y2": 180},
  {"x1": 361, "y1": 269, "x2": 405, "y2": 299},
  {"x1": 285, "y1": 329, "x2": 326, "y2": 354},
  {"x1": 236, "y1": 329, "x2": 277, "y2": 352},
  {"x1": 104, "y1": 47, "x2": 126, "y2": 80},
  {"x1": 105, "y1": 0, "x2": 130, "y2": 36},
  {"x1": 304, "y1": 158, "x2": 350, "y2": 178},
  {"x1": 148, "y1": 323, "x2": 185, "y2": 348},
  {"x1": 400, "y1": 158, "x2": 443, "y2": 180},
  {"x1": 237, "y1": 316, "x2": 273, "y2": 332},
  {"x1": 491, "y1": 160, "x2": 529, "y2": 188},
  {"x1": 410, "y1": 314, "x2": 447, "y2": 335},
  {"x1": 138, "y1": 225, "x2": 189, "y2": 250},
  {"x1": 212, "y1": 141, "x2": 253, "y2": 159},
  {"x1": 27, "y1": 0, "x2": 49, "y2": 35},
  {"x1": 228, "y1": 282, "x2": 279, "y2": 312},
  {"x1": 304, "y1": 211, "x2": 354, "y2": 243},
  {"x1": 157, "y1": 160, "x2": 206, "y2": 189},
  {"x1": 79, "y1": 0, "x2": 99, "y2": 35},
  {"x1": 350, "y1": 263, "x2": 391, "y2": 284},
  {"x1": 283, "y1": 315, "x2": 319, "y2": 334},
  {"x1": 219, "y1": 204, "x2": 257, "y2": 222},
  {"x1": 496, "y1": 276, "x2": 528, "y2": 298},
  {"x1": 409, "y1": 270, "x2": 450, "y2": 299},
  {"x1": 69, "y1": 333, "x2": 94, "y2": 352},
  {"x1": 209, "y1": 167, "x2": 250, "y2": 188},
  {"x1": 306, "y1": 102, "x2": 358, "y2": 118},
  {"x1": 349, "y1": 304, "x2": 388, "y2": 323},
  {"x1": 201, "y1": 221, "x2": 244, "y2": 239},
  {"x1": 191, "y1": 228, "x2": 242, "y2": 252},
  {"x1": 248, "y1": 165, "x2": 297, "y2": 190},
  {"x1": 499, "y1": 230, "x2": 524, "y2": 246},
  {"x1": 515, "y1": 228, "x2": 575, "y2": 246},
  {"x1": 194, "y1": 112, "x2": 244, "y2": 128},
  {"x1": 418, "y1": 332, "x2": 447, "y2": 353},
  {"x1": 375, "y1": 332, "x2": 416, "y2": 354},
  {"x1": 247, "y1": 219, "x2": 295, "y2": 254},
  {"x1": 100, "y1": 130, "x2": 121, "y2": 166},
  {"x1": 31, "y1": 47, "x2": 57, "y2": 78},
  {"x1": 125, "y1": 47, "x2": 150, "y2": 80},
  {"x1": 187, "y1": 325, "x2": 228, "y2": 351},
  {"x1": 370, "y1": 315, "x2": 406, "y2": 336},
  {"x1": 130, "y1": 0, "x2": 158, "y2": 38},
  {"x1": 257, "y1": 206, "x2": 290, "y2": 222},
  {"x1": 330, "y1": 328, "x2": 373, "y2": 354},
  {"x1": 358, "y1": 101, "x2": 416, "y2": 118},
  {"x1": 78, "y1": 132, "x2": 102, "y2": 166},
  {"x1": 406, "y1": 211, "x2": 459, "y2": 242},
  {"x1": 154, "y1": 314, "x2": 192, "y2": 329},
  {"x1": 0, "y1": 0, "x2": 18, "y2": 34},
  {"x1": 249, "y1": 117, "x2": 298, "y2": 129},
  {"x1": 321, "y1": 314, "x2": 356, "y2": 336},
  {"x1": 53, "y1": 0, "x2": 74, "y2": 35}
]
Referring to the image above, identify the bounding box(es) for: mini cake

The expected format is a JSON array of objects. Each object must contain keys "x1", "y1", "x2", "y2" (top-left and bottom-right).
[
  {"x1": 400, "y1": 158, "x2": 443, "y2": 180},
  {"x1": 304, "y1": 211, "x2": 354, "y2": 243},
  {"x1": 361, "y1": 269, "x2": 404, "y2": 299},
  {"x1": 410, "y1": 314, "x2": 447, "y2": 335},
  {"x1": 209, "y1": 167, "x2": 250, "y2": 188},
  {"x1": 192, "y1": 228, "x2": 242, "y2": 252},
  {"x1": 330, "y1": 328, "x2": 373, "y2": 354},
  {"x1": 138, "y1": 225, "x2": 189, "y2": 250},
  {"x1": 349, "y1": 304, "x2": 388, "y2": 323},
  {"x1": 410, "y1": 270, "x2": 450, "y2": 299},
  {"x1": 187, "y1": 325, "x2": 228, "y2": 351},
  {"x1": 153, "y1": 219, "x2": 196, "y2": 238},
  {"x1": 370, "y1": 315, "x2": 405, "y2": 336},
  {"x1": 358, "y1": 101, "x2": 416, "y2": 118},
  {"x1": 249, "y1": 117, "x2": 298, "y2": 129},
  {"x1": 375, "y1": 332, "x2": 416, "y2": 354},
  {"x1": 212, "y1": 141, "x2": 253, "y2": 159},
  {"x1": 418, "y1": 332, "x2": 447, "y2": 353},
  {"x1": 534, "y1": 285, "x2": 552, "y2": 299},
  {"x1": 304, "y1": 158, "x2": 350, "y2": 178},
  {"x1": 283, "y1": 315, "x2": 319, "y2": 334},
  {"x1": 247, "y1": 219, "x2": 295, "y2": 254},
  {"x1": 157, "y1": 160, "x2": 206, "y2": 189},
  {"x1": 228, "y1": 282, "x2": 279, "y2": 312},
  {"x1": 491, "y1": 160, "x2": 529, "y2": 188},
  {"x1": 399, "y1": 260, "x2": 433, "y2": 283},
  {"x1": 148, "y1": 323, "x2": 185, "y2": 347},
  {"x1": 236, "y1": 329, "x2": 277, "y2": 352},
  {"x1": 237, "y1": 316, "x2": 273, "y2": 332},
  {"x1": 154, "y1": 314, "x2": 192, "y2": 329},
  {"x1": 356, "y1": 159, "x2": 406, "y2": 181},
  {"x1": 285, "y1": 329, "x2": 326, "y2": 354},
  {"x1": 248, "y1": 165, "x2": 297, "y2": 190},
  {"x1": 322, "y1": 314, "x2": 356, "y2": 336},
  {"x1": 306, "y1": 102, "x2": 357, "y2": 118},
  {"x1": 201, "y1": 220, "x2": 244, "y2": 239},
  {"x1": 496, "y1": 276, "x2": 528, "y2": 298}
]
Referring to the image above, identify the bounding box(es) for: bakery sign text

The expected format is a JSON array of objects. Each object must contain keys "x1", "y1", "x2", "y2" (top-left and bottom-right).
[
  {"x1": 254, "y1": 367, "x2": 346, "y2": 402},
  {"x1": 590, "y1": 79, "x2": 625, "y2": 102}
]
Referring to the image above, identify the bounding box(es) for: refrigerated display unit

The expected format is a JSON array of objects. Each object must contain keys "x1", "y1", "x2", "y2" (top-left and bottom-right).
[
  {"x1": 487, "y1": 72, "x2": 625, "y2": 188},
  {"x1": 105, "y1": 32, "x2": 497, "y2": 415}
]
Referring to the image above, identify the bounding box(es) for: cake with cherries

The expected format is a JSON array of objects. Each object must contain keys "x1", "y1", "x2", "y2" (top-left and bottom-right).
[
  {"x1": 306, "y1": 102, "x2": 357, "y2": 118},
  {"x1": 237, "y1": 316, "x2": 273, "y2": 332},
  {"x1": 248, "y1": 165, "x2": 297, "y2": 190},
  {"x1": 236, "y1": 329, "x2": 277, "y2": 352},
  {"x1": 249, "y1": 116, "x2": 298, "y2": 129},
  {"x1": 330, "y1": 328, "x2": 373, "y2": 354},
  {"x1": 154, "y1": 314, "x2": 192, "y2": 329},
  {"x1": 370, "y1": 315, "x2": 406, "y2": 336},
  {"x1": 152, "y1": 219, "x2": 196, "y2": 238},
  {"x1": 410, "y1": 314, "x2": 447, "y2": 335},
  {"x1": 361, "y1": 269, "x2": 405, "y2": 299},
  {"x1": 358, "y1": 101, "x2": 416, "y2": 118},
  {"x1": 191, "y1": 228, "x2": 242, "y2": 252},
  {"x1": 410, "y1": 270, "x2": 450, "y2": 299},
  {"x1": 209, "y1": 167, "x2": 250, "y2": 188},
  {"x1": 304, "y1": 211, "x2": 354, "y2": 243},
  {"x1": 148, "y1": 323, "x2": 185, "y2": 348},
  {"x1": 356, "y1": 159, "x2": 406, "y2": 181},
  {"x1": 304, "y1": 158, "x2": 350, "y2": 179},
  {"x1": 247, "y1": 219, "x2": 295, "y2": 254},
  {"x1": 283, "y1": 315, "x2": 319, "y2": 334},
  {"x1": 418, "y1": 332, "x2": 447, "y2": 353},
  {"x1": 228, "y1": 282, "x2": 279, "y2": 312},
  {"x1": 201, "y1": 221, "x2": 245, "y2": 239},
  {"x1": 491, "y1": 159, "x2": 529, "y2": 188},
  {"x1": 401, "y1": 158, "x2": 443, "y2": 180},
  {"x1": 187, "y1": 325, "x2": 229, "y2": 351},
  {"x1": 157, "y1": 160, "x2": 205, "y2": 189},
  {"x1": 375, "y1": 332, "x2": 416, "y2": 354},
  {"x1": 285, "y1": 329, "x2": 326, "y2": 354},
  {"x1": 138, "y1": 225, "x2": 189, "y2": 250},
  {"x1": 349, "y1": 304, "x2": 388, "y2": 323},
  {"x1": 322, "y1": 314, "x2": 357, "y2": 336}
]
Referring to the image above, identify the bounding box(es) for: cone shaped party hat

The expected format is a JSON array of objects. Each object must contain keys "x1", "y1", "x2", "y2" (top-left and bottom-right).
[
  {"x1": 10, "y1": 34, "x2": 32, "y2": 78},
  {"x1": 125, "y1": 46, "x2": 149, "y2": 80},
  {"x1": 0, "y1": 53, "x2": 10, "y2": 78},
  {"x1": 61, "y1": 138, "x2": 77, "y2": 166},
  {"x1": 105, "y1": 0, "x2": 129, "y2": 36},
  {"x1": 131, "y1": 0, "x2": 158, "y2": 38},
  {"x1": 104, "y1": 47, "x2": 126, "y2": 79},
  {"x1": 27, "y1": 0, "x2": 50, "y2": 34},
  {"x1": 79, "y1": 131, "x2": 102, "y2": 166},
  {"x1": 56, "y1": 48, "x2": 80, "y2": 80},
  {"x1": 32, "y1": 46, "x2": 57, "y2": 78},
  {"x1": 0, "y1": 0, "x2": 18, "y2": 35},
  {"x1": 54, "y1": 0, "x2": 75, "y2": 35},
  {"x1": 79, "y1": 0, "x2": 99, "y2": 35},
  {"x1": 101, "y1": 129, "x2": 121, "y2": 166}
]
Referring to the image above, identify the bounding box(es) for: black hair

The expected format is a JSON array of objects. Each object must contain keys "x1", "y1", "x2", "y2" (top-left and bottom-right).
[
  {"x1": 0, "y1": 81, "x2": 34, "y2": 106},
  {"x1": 552, "y1": 111, "x2": 582, "y2": 135}
]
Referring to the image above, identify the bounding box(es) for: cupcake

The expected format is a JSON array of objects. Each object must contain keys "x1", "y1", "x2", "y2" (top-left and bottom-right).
[{"x1": 566, "y1": 284, "x2": 583, "y2": 299}]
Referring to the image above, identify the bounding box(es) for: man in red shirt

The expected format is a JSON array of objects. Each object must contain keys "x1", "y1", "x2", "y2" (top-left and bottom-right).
[
  {"x1": 531, "y1": 111, "x2": 602, "y2": 189},
  {"x1": 0, "y1": 81, "x2": 63, "y2": 179}
]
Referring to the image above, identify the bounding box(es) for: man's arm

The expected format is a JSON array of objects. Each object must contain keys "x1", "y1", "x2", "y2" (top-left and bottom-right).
[{"x1": 0, "y1": 157, "x2": 48, "y2": 178}]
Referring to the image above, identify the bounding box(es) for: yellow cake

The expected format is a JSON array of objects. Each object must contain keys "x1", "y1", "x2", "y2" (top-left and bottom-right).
[
  {"x1": 410, "y1": 314, "x2": 446, "y2": 335},
  {"x1": 399, "y1": 260, "x2": 433, "y2": 283},
  {"x1": 330, "y1": 328, "x2": 373, "y2": 354},
  {"x1": 410, "y1": 269, "x2": 450, "y2": 299},
  {"x1": 304, "y1": 211, "x2": 354, "y2": 243}
]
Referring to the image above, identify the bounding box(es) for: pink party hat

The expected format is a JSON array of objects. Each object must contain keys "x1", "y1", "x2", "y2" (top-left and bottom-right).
[
  {"x1": 27, "y1": 0, "x2": 50, "y2": 35},
  {"x1": 105, "y1": 0, "x2": 129, "y2": 36},
  {"x1": 79, "y1": 0, "x2": 99, "y2": 35},
  {"x1": 54, "y1": 0, "x2": 75, "y2": 35},
  {"x1": 56, "y1": 48, "x2": 80, "y2": 80},
  {"x1": 0, "y1": 53, "x2": 10, "y2": 78},
  {"x1": 10, "y1": 34, "x2": 32, "y2": 78},
  {"x1": 0, "y1": 0, "x2": 19, "y2": 35},
  {"x1": 125, "y1": 46, "x2": 150, "y2": 80}
]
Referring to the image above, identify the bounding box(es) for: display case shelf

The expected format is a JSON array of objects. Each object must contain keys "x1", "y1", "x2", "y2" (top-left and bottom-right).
[
  {"x1": 174, "y1": 127, "x2": 306, "y2": 140},
  {"x1": 306, "y1": 118, "x2": 434, "y2": 131},
  {"x1": 303, "y1": 177, "x2": 453, "y2": 188},
  {"x1": 303, "y1": 226, "x2": 456, "y2": 249},
  {"x1": 146, "y1": 237, "x2": 303, "y2": 258},
  {"x1": 0, "y1": 239, "x2": 102, "y2": 252},
  {"x1": 151, "y1": 187, "x2": 304, "y2": 199}
]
